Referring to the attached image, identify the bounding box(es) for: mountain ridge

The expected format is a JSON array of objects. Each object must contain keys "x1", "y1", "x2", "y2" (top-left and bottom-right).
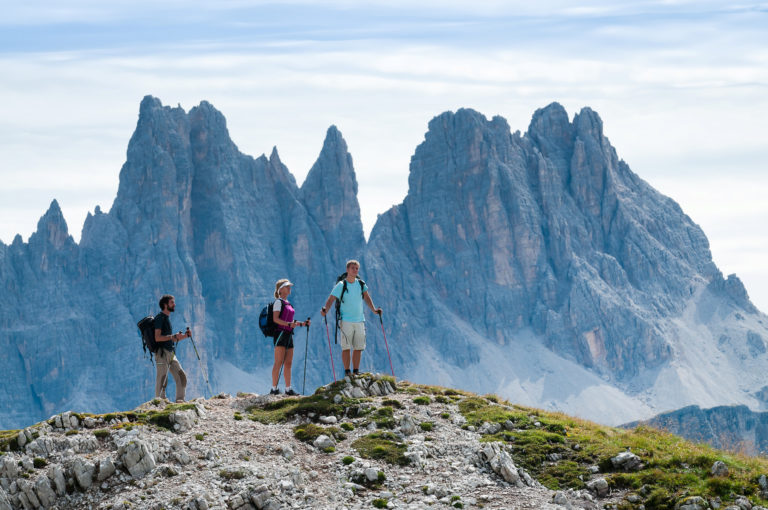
[{"x1": 1, "y1": 95, "x2": 766, "y2": 431}]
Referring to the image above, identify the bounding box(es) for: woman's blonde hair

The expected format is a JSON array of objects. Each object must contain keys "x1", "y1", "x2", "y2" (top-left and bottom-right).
[{"x1": 274, "y1": 278, "x2": 291, "y2": 298}]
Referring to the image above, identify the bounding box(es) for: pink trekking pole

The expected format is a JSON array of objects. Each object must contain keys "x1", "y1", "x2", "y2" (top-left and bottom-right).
[
  {"x1": 378, "y1": 313, "x2": 395, "y2": 378},
  {"x1": 323, "y1": 315, "x2": 337, "y2": 382}
]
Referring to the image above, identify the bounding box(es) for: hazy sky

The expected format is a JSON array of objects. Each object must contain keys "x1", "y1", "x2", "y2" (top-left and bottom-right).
[{"x1": 1, "y1": 1, "x2": 766, "y2": 311}]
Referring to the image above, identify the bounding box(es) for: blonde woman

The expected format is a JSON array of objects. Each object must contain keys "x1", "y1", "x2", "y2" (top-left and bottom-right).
[{"x1": 270, "y1": 279, "x2": 310, "y2": 395}]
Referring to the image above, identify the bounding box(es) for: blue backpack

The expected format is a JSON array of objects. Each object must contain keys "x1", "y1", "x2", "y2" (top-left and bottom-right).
[{"x1": 259, "y1": 299, "x2": 286, "y2": 338}]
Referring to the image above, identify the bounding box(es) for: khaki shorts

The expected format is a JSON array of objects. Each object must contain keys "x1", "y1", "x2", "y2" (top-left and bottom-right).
[{"x1": 339, "y1": 321, "x2": 366, "y2": 351}]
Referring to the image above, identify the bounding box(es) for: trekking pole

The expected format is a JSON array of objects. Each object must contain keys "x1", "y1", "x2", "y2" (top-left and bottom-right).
[
  {"x1": 302, "y1": 317, "x2": 310, "y2": 395},
  {"x1": 377, "y1": 314, "x2": 396, "y2": 379},
  {"x1": 323, "y1": 315, "x2": 337, "y2": 382},
  {"x1": 187, "y1": 328, "x2": 214, "y2": 398}
]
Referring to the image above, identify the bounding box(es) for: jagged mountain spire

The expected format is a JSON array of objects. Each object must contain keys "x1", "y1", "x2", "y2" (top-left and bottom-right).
[{"x1": 300, "y1": 125, "x2": 365, "y2": 269}]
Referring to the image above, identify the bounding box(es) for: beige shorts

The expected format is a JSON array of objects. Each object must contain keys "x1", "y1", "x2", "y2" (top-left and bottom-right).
[{"x1": 339, "y1": 321, "x2": 366, "y2": 351}]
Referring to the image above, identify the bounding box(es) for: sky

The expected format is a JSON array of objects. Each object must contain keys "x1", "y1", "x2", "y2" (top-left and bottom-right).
[{"x1": 0, "y1": 0, "x2": 766, "y2": 312}]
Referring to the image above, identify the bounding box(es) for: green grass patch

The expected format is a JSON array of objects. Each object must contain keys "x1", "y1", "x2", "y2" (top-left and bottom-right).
[
  {"x1": 440, "y1": 412, "x2": 451, "y2": 419},
  {"x1": 413, "y1": 396, "x2": 431, "y2": 405},
  {"x1": 246, "y1": 384, "x2": 365, "y2": 424},
  {"x1": 352, "y1": 431, "x2": 409, "y2": 466},
  {"x1": 420, "y1": 422, "x2": 434, "y2": 432},
  {"x1": 93, "y1": 429, "x2": 110, "y2": 439},
  {"x1": 293, "y1": 423, "x2": 345, "y2": 443},
  {"x1": 33, "y1": 458, "x2": 47, "y2": 468},
  {"x1": 451, "y1": 392, "x2": 768, "y2": 509},
  {"x1": 342, "y1": 456, "x2": 355, "y2": 465},
  {"x1": 64, "y1": 430, "x2": 79, "y2": 436},
  {"x1": 341, "y1": 422, "x2": 355, "y2": 431},
  {"x1": 372, "y1": 498, "x2": 387, "y2": 508},
  {"x1": 382, "y1": 399, "x2": 403, "y2": 409},
  {"x1": 0, "y1": 430, "x2": 20, "y2": 452}
]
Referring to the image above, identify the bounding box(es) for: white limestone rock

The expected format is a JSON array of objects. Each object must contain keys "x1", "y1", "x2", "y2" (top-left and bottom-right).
[
  {"x1": 313, "y1": 435, "x2": 335, "y2": 450},
  {"x1": 118, "y1": 439, "x2": 156, "y2": 479},
  {"x1": 97, "y1": 456, "x2": 116, "y2": 481}
]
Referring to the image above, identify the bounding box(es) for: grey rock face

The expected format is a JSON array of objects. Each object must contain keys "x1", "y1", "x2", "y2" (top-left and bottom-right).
[{"x1": 0, "y1": 96, "x2": 363, "y2": 429}]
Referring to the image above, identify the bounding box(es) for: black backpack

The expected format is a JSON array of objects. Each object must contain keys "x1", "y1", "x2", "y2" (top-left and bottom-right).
[
  {"x1": 137, "y1": 316, "x2": 159, "y2": 362},
  {"x1": 334, "y1": 273, "x2": 365, "y2": 344},
  {"x1": 259, "y1": 299, "x2": 286, "y2": 338}
]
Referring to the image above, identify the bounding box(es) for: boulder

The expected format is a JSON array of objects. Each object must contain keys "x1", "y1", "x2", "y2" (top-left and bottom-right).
[
  {"x1": 313, "y1": 435, "x2": 335, "y2": 450},
  {"x1": 711, "y1": 461, "x2": 729, "y2": 477},
  {"x1": 33, "y1": 475, "x2": 57, "y2": 508},
  {"x1": 399, "y1": 415, "x2": 419, "y2": 436},
  {"x1": 118, "y1": 439, "x2": 156, "y2": 478},
  {"x1": 586, "y1": 478, "x2": 609, "y2": 497},
  {"x1": 72, "y1": 457, "x2": 95, "y2": 489},
  {"x1": 97, "y1": 457, "x2": 116, "y2": 481},
  {"x1": 611, "y1": 451, "x2": 642, "y2": 471},
  {"x1": 676, "y1": 496, "x2": 708, "y2": 510}
]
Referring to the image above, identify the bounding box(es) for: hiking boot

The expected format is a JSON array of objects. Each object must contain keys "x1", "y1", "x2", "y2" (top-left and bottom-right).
[
  {"x1": 285, "y1": 389, "x2": 299, "y2": 396},
  {"x1": 269, "y1": 388, "x2": 280, "y2": 395}
]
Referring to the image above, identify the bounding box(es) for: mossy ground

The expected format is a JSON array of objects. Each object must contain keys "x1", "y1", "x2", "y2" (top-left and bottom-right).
[
  {"x1": 246, "y1": 381, "x2": 370, "y2": 424},
  {"x1": 351, "y1": 431, "x2": 409, "y2": 466},
  {"x1": 293, "y1": 423, "x2": 346, "y2": 443},
  {"x1": 0, "y1": 429, "x2": 21, "y2": 452},
  {"x1": 456, "y1": 396, "x2": 768, "y2": 509}
]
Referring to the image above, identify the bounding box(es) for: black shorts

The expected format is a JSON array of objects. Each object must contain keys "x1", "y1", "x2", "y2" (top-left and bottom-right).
[{"x1": 273, "y1": 330, "x2": 294, "y2": 349}]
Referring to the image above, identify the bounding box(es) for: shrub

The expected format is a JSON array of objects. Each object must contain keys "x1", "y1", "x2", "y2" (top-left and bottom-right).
[{"x1": 413, "y1": 396, "x2": 431, "y2": 406}]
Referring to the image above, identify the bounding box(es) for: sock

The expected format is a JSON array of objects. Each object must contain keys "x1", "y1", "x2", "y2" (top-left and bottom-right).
[
  {"x1": 285, "y1": 386, "x2": 292, "y2": 391},
  {"x1": 353, "y1": 368, "x2": 359, "y2": 374},
  {"x1": 345, "y1": 369, "x2": 351, "y2": 375},
  {"x1": 271, "y1": 386, "x2": 278, "y2": 391}
]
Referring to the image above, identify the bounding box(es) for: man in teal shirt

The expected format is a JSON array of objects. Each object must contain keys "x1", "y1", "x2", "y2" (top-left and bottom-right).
[{"x1": 321, "y1": 260, "x2": 382, "y2": 377}]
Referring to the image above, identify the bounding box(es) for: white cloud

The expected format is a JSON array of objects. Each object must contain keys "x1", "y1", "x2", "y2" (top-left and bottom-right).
[{"x1": 0, "y1": 2, "x2": 766, "y2": 312}]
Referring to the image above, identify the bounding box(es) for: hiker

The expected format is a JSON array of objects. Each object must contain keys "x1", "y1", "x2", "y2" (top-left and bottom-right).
[
  {"x1": 321, "y1": 260, "x2": 382, "y2": 377},
  {"x1": 270, "y1": 279, "x2": 310, "y2": 396},
  {"x1": 154, "y1": 294, "x2": 191, "y2": 402}
]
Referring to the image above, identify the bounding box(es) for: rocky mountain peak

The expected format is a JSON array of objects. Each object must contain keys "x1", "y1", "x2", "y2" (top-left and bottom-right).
[
  {"x1": 29, "y1": 199, "x2": 71, "y2": 251},
  {"x1": 526, "y1": 102, "x2": 573, "y2": 156},
  {"x1": 300, "y1": 125, "x2": 365, "y2": 268}
]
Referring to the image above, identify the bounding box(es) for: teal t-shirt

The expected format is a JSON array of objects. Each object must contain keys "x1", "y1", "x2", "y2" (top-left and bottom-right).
[{"x1": 331, "y1": 279, "x2": 369, "y2": 322}]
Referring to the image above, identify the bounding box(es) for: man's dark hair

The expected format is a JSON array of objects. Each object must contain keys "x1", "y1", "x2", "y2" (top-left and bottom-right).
[{"x1": 159, "y1": 294, "x2": 174, "y2": 310}]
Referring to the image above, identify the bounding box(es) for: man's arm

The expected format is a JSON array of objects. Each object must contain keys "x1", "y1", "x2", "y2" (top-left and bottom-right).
[
  {"x1": 320, "y1": 295, "x2": 337, "y2": 316},
  {"x1": 155, "y1": 328, "x2": 187, "y2": 344},
  {"x1": 362, "y1": 291, "x2": 382, "y2": 316}
]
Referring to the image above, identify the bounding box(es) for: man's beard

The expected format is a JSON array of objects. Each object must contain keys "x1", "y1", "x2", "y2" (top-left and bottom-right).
[{"x1": 168, "y1": 305, "x2": 175, "y2": 312}]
